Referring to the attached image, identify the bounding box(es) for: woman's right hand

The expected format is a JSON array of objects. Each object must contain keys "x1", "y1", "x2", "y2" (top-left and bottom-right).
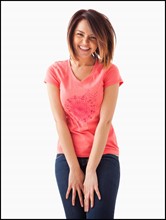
[{"x1": 66, "y1": 167, "x2": 85, "y2": 207}]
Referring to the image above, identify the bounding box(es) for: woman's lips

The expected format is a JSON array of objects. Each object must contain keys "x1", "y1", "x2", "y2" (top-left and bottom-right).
[{"x1": 79, "y1": 46, "x2": 90, "y2": 51}]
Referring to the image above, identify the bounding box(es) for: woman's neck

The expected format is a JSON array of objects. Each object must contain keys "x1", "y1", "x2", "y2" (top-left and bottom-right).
[{"x1": 70, "y1": 56, "x2": 96, "y2": 67}]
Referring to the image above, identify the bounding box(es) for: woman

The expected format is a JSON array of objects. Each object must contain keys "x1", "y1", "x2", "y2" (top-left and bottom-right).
[{"x1": 44, "y1": 9, "x2": 123, "y2": 219}]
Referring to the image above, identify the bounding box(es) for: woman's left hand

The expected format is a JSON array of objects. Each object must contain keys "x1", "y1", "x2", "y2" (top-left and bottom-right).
[{"x1": 83, "y1": 171, "x2": 101, "y2": 212}]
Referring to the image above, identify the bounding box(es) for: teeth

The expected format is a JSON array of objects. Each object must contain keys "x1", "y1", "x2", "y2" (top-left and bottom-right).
[{"x1": 79, "y1": 46, "x2": 90, "y2": 50}]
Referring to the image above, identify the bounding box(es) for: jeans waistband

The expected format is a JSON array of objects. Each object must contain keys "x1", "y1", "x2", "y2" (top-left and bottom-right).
[{"x1": 56, "y1": 153, "x2": 119, "y2": 160}]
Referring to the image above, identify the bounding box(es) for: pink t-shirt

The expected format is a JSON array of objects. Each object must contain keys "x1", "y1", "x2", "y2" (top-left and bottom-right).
[{"x1": 44, "y1": 59, "x2": 123, "y2": 157}]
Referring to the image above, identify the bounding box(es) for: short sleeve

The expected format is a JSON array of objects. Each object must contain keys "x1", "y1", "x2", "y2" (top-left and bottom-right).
[
  {"x1": 103, "y1": 64, "x2": 123, "y2": 88},
  {"x1": 44, "y1": 65, "x2": 60, "y2": 88}
]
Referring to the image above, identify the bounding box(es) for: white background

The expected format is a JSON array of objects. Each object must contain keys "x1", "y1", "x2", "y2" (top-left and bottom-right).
[{"x1": 1, "y1": 1, "x2": 165, "y2": 219}]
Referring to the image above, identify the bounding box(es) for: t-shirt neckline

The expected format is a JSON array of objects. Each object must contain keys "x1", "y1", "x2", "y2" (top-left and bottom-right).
[{"x1": 67, "y1": 58, "x2": 98, "y2": 83}]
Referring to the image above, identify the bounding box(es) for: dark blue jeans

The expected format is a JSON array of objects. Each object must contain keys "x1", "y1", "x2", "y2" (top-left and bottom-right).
[{"x1": 55, "y1": 154, "x2": 120, "y2": 219}]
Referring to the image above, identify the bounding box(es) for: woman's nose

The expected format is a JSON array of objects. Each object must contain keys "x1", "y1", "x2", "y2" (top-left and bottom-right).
[{"x1": 82, "y1": 37, "x2": 89, "y2": 44}]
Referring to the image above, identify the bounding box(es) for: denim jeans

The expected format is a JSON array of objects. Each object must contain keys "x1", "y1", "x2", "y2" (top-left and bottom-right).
[{"x1": 55, "y1": 153, "x2": 120, "y2": 219}]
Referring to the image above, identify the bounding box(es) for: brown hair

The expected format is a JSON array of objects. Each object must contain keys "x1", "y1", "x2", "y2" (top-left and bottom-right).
[{"x1": 67, "y1": 9, "x2": 117, "y2": 68}]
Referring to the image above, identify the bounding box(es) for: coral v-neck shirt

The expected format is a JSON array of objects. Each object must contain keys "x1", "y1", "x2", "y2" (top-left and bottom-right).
[{"x1": 44, "y1": 59, "x2": 123, "y2": 157}]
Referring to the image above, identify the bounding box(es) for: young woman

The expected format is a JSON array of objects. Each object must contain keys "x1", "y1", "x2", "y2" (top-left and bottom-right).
[{"x1": 44, "y1": 9, "x2": 123, "y2": 219}]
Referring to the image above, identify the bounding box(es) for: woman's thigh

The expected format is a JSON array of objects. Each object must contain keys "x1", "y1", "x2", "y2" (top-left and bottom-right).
[
  {"x1": 87, "y1": 154, "x2": 120, "y2": 219},
  {"x1": 55, "y1": 154, "x2": 86, "y2": 219}
]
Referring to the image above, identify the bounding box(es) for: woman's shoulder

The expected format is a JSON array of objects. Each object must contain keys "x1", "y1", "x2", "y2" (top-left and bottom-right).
[
  {"x1": 106, "y1": 63, "x2": 119, "y2": 72},
  {"x1": 96, "y1": 61, "x2": 119, "y2": 74},
  {"x1": 49, "y1": 59, "x2": 69, "y2": 69}
]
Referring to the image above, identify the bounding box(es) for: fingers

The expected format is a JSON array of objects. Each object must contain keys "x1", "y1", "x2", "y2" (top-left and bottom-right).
[
  {"x1": 66, "y1": 187, "x2": 76, "y2": 206},
  {"x1": 84, "y1": 196, "x2": 89, "y2": 212},
  {"x1": 84, "y1": 187, "x2": 101, "y2": 212},
  {"x1": 66, "y1": 186, "x2": 84, "y2": 207},
  {"x1": 72, "y1": 188, "x2": 76, "y2": 206},
  {"x1": 90, "y1": 193, "x2": 94, "y2": 208},
  {"x1": 77, "y1": 188, "x2": 84, "y2": 207},
  {"x1": 84, "y1": 191, "x2": 93, "y2": 212},
  {"x1": 94, "y1": 186, "x2": 101, "y2": 200},
  {"x1": 66, "y1": 187, "x2": 77, "y2": 206},
  {"x1": 66, "y1": 186, "x2": 71, "y2": 200},
  {"x1": 66, "y1": 186, "x2": 101, "y2": 210}
]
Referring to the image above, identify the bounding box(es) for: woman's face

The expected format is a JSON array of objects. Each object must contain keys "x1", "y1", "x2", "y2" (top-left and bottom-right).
[{"x1": 73, "y1": 19, "x2": 98, "y2": 59}]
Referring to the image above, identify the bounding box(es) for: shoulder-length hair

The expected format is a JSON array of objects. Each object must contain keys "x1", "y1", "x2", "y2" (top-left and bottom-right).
[{"x1": 67, "y1": 9, "x2": 117, "y2": 68}]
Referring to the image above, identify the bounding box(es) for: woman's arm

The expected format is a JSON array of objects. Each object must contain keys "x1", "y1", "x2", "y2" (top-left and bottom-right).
[
  {"x1": 87, "y1": 83, "x2": 119, "y2": 171},
  {"x1": 83, "y1": 83, "x2": 119, "y2": 211},
  {"x1": 46, "y1": 83, "x2": 84, "y2": 207}
]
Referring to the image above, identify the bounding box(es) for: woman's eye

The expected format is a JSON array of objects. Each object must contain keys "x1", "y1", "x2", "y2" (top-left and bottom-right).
[
  {"x1": 76, "y1": 33, "x2": 83, "y2": 37},
  {"x1": 90, "y1": 37, "x2": 96, "y2": 40}
]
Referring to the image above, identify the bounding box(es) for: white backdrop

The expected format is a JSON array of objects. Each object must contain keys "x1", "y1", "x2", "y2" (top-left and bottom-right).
[{"x1": 1, "y1": 1, "x2": 165, "y2": 219}]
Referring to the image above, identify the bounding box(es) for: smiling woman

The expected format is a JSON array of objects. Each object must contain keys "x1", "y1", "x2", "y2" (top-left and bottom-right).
[
  {"x1": 44, "y1": 9, "x2": 123, "y2": 219},
  {"x1": 73, "y1": 20, "x2": 97, "y2": 58}
]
